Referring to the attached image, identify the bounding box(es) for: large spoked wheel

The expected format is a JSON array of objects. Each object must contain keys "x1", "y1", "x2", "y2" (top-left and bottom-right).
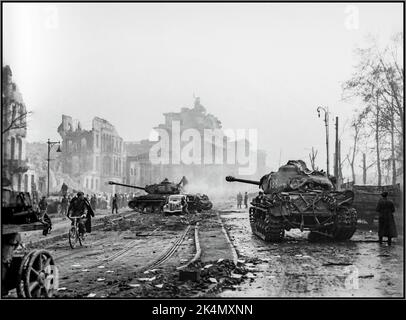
[
  {"x1": 69, "y1": 226, "x2": 82, "y2": 249},
  {"x1": 16, "y1": 251, "x2": 36, "y2": 297},
  {"x1": 17, "y1": 250, "x2": 58, "y2": 298}
]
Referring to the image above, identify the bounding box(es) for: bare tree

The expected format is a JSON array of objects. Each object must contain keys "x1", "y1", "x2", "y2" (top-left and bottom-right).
[
  {"x1": 345, "y1": 116, "x2": 363, "y2": 184},
  {"x1": 2, "y1": 109, "x2": 31, "y2": 134},
  {"x1": 342, "y1": 34, "x2": 403, "y2": 186}
]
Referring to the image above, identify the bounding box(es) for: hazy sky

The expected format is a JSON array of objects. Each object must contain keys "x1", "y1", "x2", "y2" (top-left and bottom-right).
[{"x1": 2, "y1": 3, "x2": 403, "y2": 174}]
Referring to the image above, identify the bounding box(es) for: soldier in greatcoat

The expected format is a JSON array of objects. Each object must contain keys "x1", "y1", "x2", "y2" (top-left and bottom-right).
[{"x1": 376, "y1": 191, "x2": 397, "y2": 246}]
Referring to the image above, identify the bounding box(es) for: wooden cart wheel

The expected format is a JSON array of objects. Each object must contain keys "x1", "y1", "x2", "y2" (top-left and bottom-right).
[
  {"x1": 16, "y1": 250, "x2": 36, "y2": 298},
  {"x1": 23, "y1": 250, "x2": 58, "y2": 298}
]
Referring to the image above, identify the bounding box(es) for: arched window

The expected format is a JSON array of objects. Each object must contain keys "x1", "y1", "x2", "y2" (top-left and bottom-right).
[
  {"x1": 17, "y1": 138, "x2": 22, "y2": 160},
  {"x1": 10, "y1": 137, "x2": 15, "y2": 160},
  {"x1": 24, "y1": 174, "x2": 28, "y2": 191},
  {"x1": 81, "y1": 138, "x2": 87, "y2": 149},
  {"x1": 18, "y1": 174, "x2": 22, "y2": 191}
]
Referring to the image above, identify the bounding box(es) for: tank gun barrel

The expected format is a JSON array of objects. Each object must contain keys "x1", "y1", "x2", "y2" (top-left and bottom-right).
[
  {"x1": 225, "y1": 176, "x2": 260, "y2": 186},
  {"x1": 107, "y1": 181, "x2": 146, "y2": 191}
]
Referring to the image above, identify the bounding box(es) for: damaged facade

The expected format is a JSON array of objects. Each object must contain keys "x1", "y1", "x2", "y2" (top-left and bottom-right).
[
  {"x1": 57, "y1": 115, "x2": 125, "y2": 193},
  {"x1": 124, "y1": 98, "x2": 267, "y2": 194},
  {"x1": 2, "y1": 66, "x2": 38, "y2": 193}
]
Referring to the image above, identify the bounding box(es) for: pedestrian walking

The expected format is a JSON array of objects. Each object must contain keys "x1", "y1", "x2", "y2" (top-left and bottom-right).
[
  {"x1": 61, "y1": 195, "x2": 69, "y2": 216},
  {"x1": 112, "y1": 194, "x2": 119, "y2": 214},
  {"x1": 237, "y1": 192, "x2": 242, "y2": 208},
  {"x1": 376, "y1": 192, "x2": 397, "y2": 245},
  {"x1": 244, "y1": 192, "x2": 248, "y2": 208}
]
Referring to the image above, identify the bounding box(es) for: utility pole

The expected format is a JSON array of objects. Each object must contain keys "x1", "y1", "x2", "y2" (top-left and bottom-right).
[
  {"x1": 334, "y1": 117, "x2": 339, "y2": 180},
  {"x1": 317, "y1": 106, "x2": 330, "y2": 177},
  {"x1": 47, "y1": 139, "x2": 61, "y2": 197},
  {"x1": 338, "y1": 140, "x2": 342, "y2": 183}
]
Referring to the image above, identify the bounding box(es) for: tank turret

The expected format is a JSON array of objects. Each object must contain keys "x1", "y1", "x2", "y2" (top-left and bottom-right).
[
  {"x1": 226, "y1": 160, "x2": 334, "y2": 194},
  {"x1": 108, "y1": 177, "x2": 186, "y2": 195}
]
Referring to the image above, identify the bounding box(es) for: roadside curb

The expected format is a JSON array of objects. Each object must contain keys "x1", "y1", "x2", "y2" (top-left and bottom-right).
[
  {"x1": 217, "y1": 212, "x2": 239, "y2": 266},
  {"x1": 26, "y1": 211, "x2": 138, "y2": 248}
]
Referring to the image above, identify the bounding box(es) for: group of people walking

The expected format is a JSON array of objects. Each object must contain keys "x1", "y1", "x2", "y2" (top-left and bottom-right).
[
  {"x1": 237, "y1": 191, "x2": 249, "y2": 209},
  {"x1": 58, "y1": 192, "x2": 130, "y2": 216}
]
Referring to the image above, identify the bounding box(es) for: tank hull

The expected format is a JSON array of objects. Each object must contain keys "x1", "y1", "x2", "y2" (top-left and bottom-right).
[
  {"x1": 249, "y1": 190, "x2": 357, "y2": 242},
  {"x1": 128, "y1": 194, "x2": 168, "y2": 213}
]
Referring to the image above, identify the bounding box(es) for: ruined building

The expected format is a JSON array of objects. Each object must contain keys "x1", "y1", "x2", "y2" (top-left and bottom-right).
[
  {"x1": 57, "y1": 115, "x2": 125, "y2": 193},
  {"x1": 2, "y1": 65, "x2": 38, "y2": 193},
  {"x1": 125, "y1": 98, "x2": 267, "y2": 195}
]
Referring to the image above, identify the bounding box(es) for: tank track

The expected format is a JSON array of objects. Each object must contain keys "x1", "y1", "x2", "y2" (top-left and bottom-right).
[
  {"x1": 308, "y1": 207, "x2": 357, "y2": 241},
  {"x1": 330, "y1": 206, "x2": 357, "y2": 240},
  {"x1": 250, "y1": 206, "x2": 285, "y2": 242}
]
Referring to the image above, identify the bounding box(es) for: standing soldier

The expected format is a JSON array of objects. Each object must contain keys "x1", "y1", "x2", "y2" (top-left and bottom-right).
[
  {"x1": 112, "y1": 194, "x2": 118, "y2": 214},
  {"x1": 61, "y1": 182, "x2": 68, "y2": 197},
  {"x1": 244, "y1": 192, "x2": 249, "y2": 208},
  {"x1": 376, "y1": 191, "x2": 397, "y2": 246},
  {"x1": 237, "y1": 192, "x2": 242, "y2": 208},
  {"x1": 61, "y1": 195, "x2": 68, "y2": 217}
]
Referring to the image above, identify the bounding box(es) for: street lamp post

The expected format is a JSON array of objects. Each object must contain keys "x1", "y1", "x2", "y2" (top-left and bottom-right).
[
  {"x1": 317, "y1": 106, "x2": 330, "y2": 177},
  {"x1": 47, "y1": 139, "x2": 61, "y2": 196}
]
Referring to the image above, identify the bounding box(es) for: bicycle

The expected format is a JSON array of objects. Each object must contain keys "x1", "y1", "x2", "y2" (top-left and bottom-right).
[{"x1": 68, "y1": 214, "x2": 86, "y2": 249}]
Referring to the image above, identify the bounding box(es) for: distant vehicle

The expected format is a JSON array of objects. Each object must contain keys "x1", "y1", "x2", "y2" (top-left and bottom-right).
[{"x1": 163, "y1": 194, "x2": 187, "y2": 215}]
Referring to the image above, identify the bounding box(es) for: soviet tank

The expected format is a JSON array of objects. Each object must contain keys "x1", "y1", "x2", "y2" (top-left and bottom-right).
[
  {"x1": 226, "y1": 160, "x2": 357, "y2": 242},
  {"x1": 108, "y1": 177, "x2": 187, "y2": 213}
]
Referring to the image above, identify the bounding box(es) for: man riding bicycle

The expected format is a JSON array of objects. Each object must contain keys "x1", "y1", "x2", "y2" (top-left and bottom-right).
[{"x1": 67, "y1": 192, "x2": 95, "y2": 238}]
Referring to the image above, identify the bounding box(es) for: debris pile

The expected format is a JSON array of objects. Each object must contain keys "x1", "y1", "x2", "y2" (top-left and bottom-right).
[{"x1": 116, "y1": 259, "x2": 250, "y2": 297}]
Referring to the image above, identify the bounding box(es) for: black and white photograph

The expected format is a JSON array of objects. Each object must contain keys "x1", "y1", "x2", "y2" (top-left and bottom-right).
[{"x1": 1, "y1": 1, "x2": 404, "y2": 303}]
